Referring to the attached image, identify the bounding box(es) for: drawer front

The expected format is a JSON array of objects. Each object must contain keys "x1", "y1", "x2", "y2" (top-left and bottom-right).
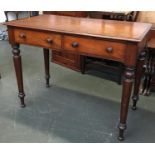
[
  {"x1": 14, "y1": 29, "x2": 61, "y2": 49},
  {"x1": 64, "y1": 36, "x2": 126, "y2": 62}
]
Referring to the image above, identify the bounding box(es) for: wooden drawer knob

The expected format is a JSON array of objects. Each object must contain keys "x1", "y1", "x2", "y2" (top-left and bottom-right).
[
  {"x1": 46, "y1": 38, "x2": 53, "y2": 44},
  {"x1": 72, "y1": 42, "x2": 79, "y2": 48},
  {"x1": 19, "y1": 33, "x2": 26, "y2": 38},
  {"x1": 106, "y1": 47, "x2": 113, "y2": 53}
]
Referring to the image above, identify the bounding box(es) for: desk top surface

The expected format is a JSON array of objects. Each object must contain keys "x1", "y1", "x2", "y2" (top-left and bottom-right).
[{"x1": 5, "y1": 14, "x2": 152, "y2": 42}]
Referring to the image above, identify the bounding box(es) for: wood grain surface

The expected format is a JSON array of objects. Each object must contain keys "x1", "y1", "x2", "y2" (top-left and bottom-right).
[{"x1": 5, "y1": 14, "x2": 152, "y2": 42}]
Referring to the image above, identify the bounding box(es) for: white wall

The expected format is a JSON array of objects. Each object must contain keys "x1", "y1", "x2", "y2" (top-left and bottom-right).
[{"x1": 0, "y1": 11, "x2": 6, "y2": 22}]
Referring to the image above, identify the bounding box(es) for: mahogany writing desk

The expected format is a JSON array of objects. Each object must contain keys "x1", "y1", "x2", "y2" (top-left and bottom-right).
[{"x1": 5, "y1": 15, "x2": 152, "y2": 141}]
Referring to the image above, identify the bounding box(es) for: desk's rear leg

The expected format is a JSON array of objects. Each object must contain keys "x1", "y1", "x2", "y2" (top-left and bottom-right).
[
  {"x1": 43, "y1": 48, "x2": 50, "y2": 87},
  {"x1": 12, "y1": 45, "x2": 25, "y2": 108},
  {"x1": 118, "y1": 67, "x2": 134, "y2": 141},
  {"x1": 132, "y1": 50, "x2": 146, "y2": 110}
]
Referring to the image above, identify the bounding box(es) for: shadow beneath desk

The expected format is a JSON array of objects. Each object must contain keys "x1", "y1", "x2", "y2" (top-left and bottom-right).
[{"x1": 0, "y1": 84, "x2": 155, "y2": 143}]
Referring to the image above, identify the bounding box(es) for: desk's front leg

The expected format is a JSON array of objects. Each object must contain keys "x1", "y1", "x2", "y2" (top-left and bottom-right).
[
  {"x1": 118, "y1": 67, "x2": 134, "y2": 141},
  {"x1": 43, "y1": 48, "x2": 50, "y2": 87},
  {"x1": 12, "y1": 44, "x2": 25, "y2": 107}
]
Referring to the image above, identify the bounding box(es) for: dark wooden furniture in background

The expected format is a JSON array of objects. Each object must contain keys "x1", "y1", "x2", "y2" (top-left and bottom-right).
[
  {"x1": 5, "y1": 14, "x2": 151, "y2": 140},
  {"x1": 89, "y1": 11, "x2": 139, "y2": 21},
  {"x1": 43, "y1": 11, "x2": 87, "y2": 17},
  {"x1": 43, "y1": 11, "x2": 88, "y2": 71},
  {"x1": 4, "y1": 11, "x2": 20, "y2": 22},
  {"x1": 141, "y1": 29, "x2": 155, "y2": 95}
]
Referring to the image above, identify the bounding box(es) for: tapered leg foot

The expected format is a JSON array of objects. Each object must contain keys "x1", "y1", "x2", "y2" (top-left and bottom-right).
[
  {"x1": 45, "y1": 75, "x2": 50, "y2": 88},
  {"x1": 18, "y1": 92, "x2": 26, "y2": 108},
  {"x1": 131, "y1": 105, "x2": 137, "y2": 110},
  {"x1": 118, "y1": 130, "x2": 124, "y2": 141},
  {"x1": 132, "y1": 94, "x2": 139, "y2": 111},
  {"x1": 118, "y1": 123, "x2": 126, "y2": 141},
  {"x1": 132, "y1": 95, "x2": 138, "y2": 110}
]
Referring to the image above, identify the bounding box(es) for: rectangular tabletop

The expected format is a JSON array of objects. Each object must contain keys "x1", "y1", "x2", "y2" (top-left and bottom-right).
[{"x1": 5, "y1": 14, "x2": 152, "y2": 42}]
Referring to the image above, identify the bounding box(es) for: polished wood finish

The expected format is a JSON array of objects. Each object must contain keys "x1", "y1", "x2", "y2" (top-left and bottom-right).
[
  {"x1": 85, "y1": 11, "x2": 139, "y2": 84},
  {"x1": 63, "y1": 35, "x2": 126, "y2": 62},
  {"x1": 119, "y1": 67, "x2": 134, "y2": 140},
  {"x1": 5, "y1": 15, "x2": 151, "y2": 140},
  {"x1": 12, "y1": 44, "x2": 25, "y2": 107},
  {"x1": 52, "y1": 50, "x2": 81, "y2": 71},
  {"x1": 5, "y1": 15, "x2": 151, "y2": 42},
  {"x1": 14, "y1": 29, "x2": 61, "y2": 49},
  {"x1": 43, "y1": 12, "x2": 87, "y2": 71}
]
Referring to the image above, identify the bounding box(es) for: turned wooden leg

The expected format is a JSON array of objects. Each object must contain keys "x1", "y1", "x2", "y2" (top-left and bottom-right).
[
  {"x1": 43, "y1": 48, "x2": 50, "y2": 87},
  {"x1": 118, "y1": 67, "x2": 134, "y2": 141},
  {"x1": 132, "y1": 50, "x2": 146, "y2": 110},
  {"x1": 12, "y1": 45, "x2": 25, "y2": 107}
]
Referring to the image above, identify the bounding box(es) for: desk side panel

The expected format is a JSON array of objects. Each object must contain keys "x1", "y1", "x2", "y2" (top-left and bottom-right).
[
  {"x1": 7, "y1": 26, "x2": 16, "y2": 45},
  {"x1": 124, "y1": 43, "x2": 139, "y2": 67}
]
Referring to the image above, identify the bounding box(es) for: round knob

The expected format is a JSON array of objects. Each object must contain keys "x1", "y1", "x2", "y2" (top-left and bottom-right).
[
  {"x1": 106, "y1": 47, "x2": 113, "y2": 53},
  {"x1": 19, "y1": 33, "x2": 26, "y2": 38},
  {"x1": 46, "y1": 38, "x2": 53, "y2": 44},
  {"x1": 72, "y1": 42, "x2": 79, "y2": 48}
]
